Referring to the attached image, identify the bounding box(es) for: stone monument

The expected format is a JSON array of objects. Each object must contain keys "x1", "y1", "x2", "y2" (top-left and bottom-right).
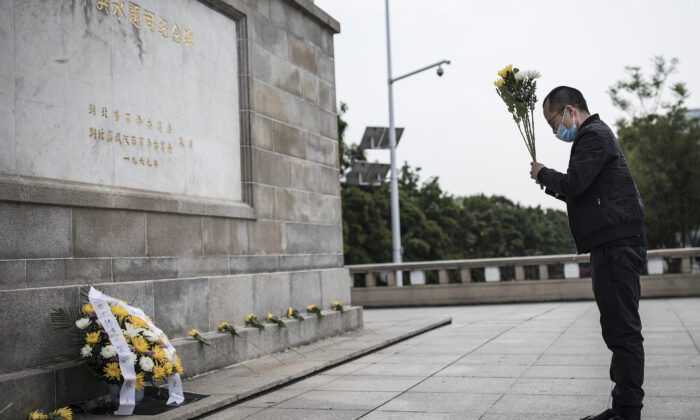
[{"x1": 0, "y1": 0, "x2": 354, "y2": 416}]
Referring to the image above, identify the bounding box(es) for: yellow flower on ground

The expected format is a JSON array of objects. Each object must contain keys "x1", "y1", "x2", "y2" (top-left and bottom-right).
[
  {"x1": 306, "y1": 305, "x2": 316, "y2": 311},
  {"x1": 28, "y1": 411, "x2": 49, "y2": 420},
  {"x1": 174, "y1": 355, "x2": 184, "y2": 374},
  {"x1": 131, "y1": 336, "x2": 149, "y2": 354},
  {"x1": 494, "y1": 78, "x2": 505, "y2": 87},
  {"x1": 287, "y1": 307, "x2": 293, "y2": 318},
  {"x1": 51, "y1": 406, "x2": 73, "y2": 420},
  {"x1": 218, "y1": 321, "x2": 229, "y2": 330},
  {"x1": 111, "y1": 305, "x2": 128, "y2": 318},
  {"x1": 188, "y1": 329, "x2": 199, "y2": 337},
  {"x1": 332, "y1": 301, "x2": 339, "y2": 306},
  {"x1": 151, "y1": 346, "x2": 167, "y2": 362},
  {"x1": 152, "y1": 363, "x2": 166, "y2": 380},
  {"x1": 129, "y1": 316, "x2": 148, "y2": 328},
  {"x1": 134, "y1": 372, "x2": 145, "y2": 390},
  {"x1": 85, "y1": 331, "x2": 101, "y2": 345},
  {"x1": 245, "y1": 314, "x2": 254, "y2": 323},
  {"x1": 103, "y1": 362, "x2": 122, "y2": 381},
  {"x1": 82, "y1": 303, "x2": 94, "y2": 315},
  {"x1": 266, "y1": 313, "x2": 274, "y2": 321}
]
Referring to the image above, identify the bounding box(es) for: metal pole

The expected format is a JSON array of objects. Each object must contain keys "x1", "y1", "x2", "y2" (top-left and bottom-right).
[{"x1": 385, "y1": 0, "x2": 403, "y2": 286}]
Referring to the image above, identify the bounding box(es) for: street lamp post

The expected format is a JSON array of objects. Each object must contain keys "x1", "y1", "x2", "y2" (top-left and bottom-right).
[{"x1": 385, "y1": 0, "x2": 450, "y2": 286}]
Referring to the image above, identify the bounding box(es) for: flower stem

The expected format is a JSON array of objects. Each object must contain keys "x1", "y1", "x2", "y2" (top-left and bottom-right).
[
  {"x1": 231, "y1": 331, "x2": 287, "y2": 366},
  {"x1": 195, "y1": 337, "x2": 261, "y2": 375},
  {"x1": 262, "y1": 328, "x2": 307, "y2": 358},
  {"x1": 285, "y1": 325, "x2": 326, "y2": 352}
]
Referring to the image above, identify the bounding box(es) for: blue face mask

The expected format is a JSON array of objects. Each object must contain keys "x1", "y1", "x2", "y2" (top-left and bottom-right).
[{"x1": 556, "y1": 108, "x2": 577, "y2": 143}]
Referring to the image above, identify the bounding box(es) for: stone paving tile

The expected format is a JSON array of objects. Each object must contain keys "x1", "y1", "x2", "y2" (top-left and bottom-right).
[
  {"x1": 645, "y1": 378, "x2": 700, "y2": 397},
  {"x1": 508, "y1": 377, "x2": 612, "y2": 396},
  {"x1": 275, "y1": 390, "x2": 400, "y2": 410},
  {"x1": 314, "y1": 374, "x2": 425, "y2": 392},
  {"x1": 455, "y1": 353, "x2": 540, "y2": 366},
  {"x1": 521, "y1": 364, "x2": 610, "y2": 379},
  {"x1": 411, "y1": 376, "x2": 517, "y2": 394},
  {"x1": 375, "y1": 391, "x2": 500, "y2": 415},
  {"x1": 204, "y1": 406, "x2": 263, "y2": 420},
  {"x1": 434, "y1": 363, "x2": 529, "y2": 378},
  {"x1": 642, "y1": 396, "x2": 700, "y2": 417},
  {"x1": 363, "y1": 411, "x2": 480, "y2": 420},
  {"x1": 243, "y1": 407, "x2": 367, "y2": 419},
  {"x1": 485, "y1": 393, "x2": 607, "y2": 416},
  {"x1": 284, "y1": 374, "x2": 341, "y2": 390},
  {"x1": 349, "y1": 362, "x2": 446, "y2": 377},
  {"x1": 238, "y1": 388, "x2": 307, "y2": 408}
]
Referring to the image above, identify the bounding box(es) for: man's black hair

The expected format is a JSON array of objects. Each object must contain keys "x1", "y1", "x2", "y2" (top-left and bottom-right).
[{"x1": 543, "y1": 86, "x2": 590, "y2": 113}]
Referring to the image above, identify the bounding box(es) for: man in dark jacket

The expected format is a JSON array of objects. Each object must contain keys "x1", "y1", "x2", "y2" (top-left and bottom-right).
[{"x1": 530, "y1": 86, "x2": 647, "y2": 420}]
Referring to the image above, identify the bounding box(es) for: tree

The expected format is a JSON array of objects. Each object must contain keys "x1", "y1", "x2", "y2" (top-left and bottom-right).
[
  {"x1": 337, "y1": 103, "x2": 576, "y2": 265},
  {"x1": 609, "y1": 56, "x2": 700, "y2": 247}
]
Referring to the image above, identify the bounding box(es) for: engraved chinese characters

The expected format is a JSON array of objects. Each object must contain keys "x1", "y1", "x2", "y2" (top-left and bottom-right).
[{"x1": 6, "y1": 1, "x2": 243, "y2": 201}]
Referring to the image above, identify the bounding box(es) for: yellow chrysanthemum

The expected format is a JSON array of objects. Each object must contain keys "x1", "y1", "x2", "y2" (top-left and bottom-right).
[
  {"x1": 151, "y1": 346, "x2": 167, "y2": 362},
  {"x1": 287, "y1": 307, "x2": 294, "y2": 317},
  {"x1": 266, "y1": 313, "x2": 274, "y2": 321},
  {"x1": 28, "y1": 410, "x2": 49, "y2": 420},
  {"x1": 332, "y1": 301, "x2": 340, "y2": 306},
  {"x1": 494, "y1": 78, "x2": 505, "y2": 88},
  {"x1": 85, "y1": 331, "x2": 101, "y2": 345},
  {"x1": 129, "y1": 316, "x2": 148, "y2": 329},
  {"x1": 163, "y1": 361, "x2": 173, "y2": 376},
  {"x1": 82, "y1": 303, "x2": 94, "y2": 315},
  {"x1": 131, "y1": 336, "x2": 149, "y2": 354},
  {"x1": 218, "y1": 321, "x2": 230, "y2": 330},
  {"x1": 188, "y1": 329, "x2": 199, "y2": 337},
  {"x1": 306, "y1": 305, "x2": 316, "y2": 311},
  {"x1": 103, "y1": 362, "x2": 122, "y2": 381},
  {"x1": 174, "y1": 355, "x2": 184, "y2": 374},
  {"x1": 110, "y1": 305, "x2": 129, "y2": 318},
  {"x1": 134, "y1": 372, "x2": 145, "y2": 391},
  {"x1": 152, "y1": 363, "x2": 166, "y2": 380},
  {"x1": 245, "y1": 314, "x2": 254, "y2": 323},
  {"x1": 497, "y1": 64, "x2": 513, "y2": 78},
  {"x1": 51, "y1": 406, "x2": 73, "y2": 420}
]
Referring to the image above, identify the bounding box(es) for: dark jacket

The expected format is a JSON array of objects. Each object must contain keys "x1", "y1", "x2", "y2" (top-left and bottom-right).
[{"x1": 537, "y1": 114, "x2": 645, "y2": 254}]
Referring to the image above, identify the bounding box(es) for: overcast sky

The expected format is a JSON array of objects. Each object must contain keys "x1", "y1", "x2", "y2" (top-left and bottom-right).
[{"x1": 314, "y1": 0, "x2": 700, "y2": 211}]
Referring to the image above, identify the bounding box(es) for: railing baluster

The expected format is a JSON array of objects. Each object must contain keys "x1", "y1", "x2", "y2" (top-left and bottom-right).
[
  {"x1": 366, "y1": 272, "x2": 376, "y2": 287},
  {"x1": 682, "y1": 257, "x2": 692, "y2": 274},
  {"x1": 438, "y1": 269, "x2": 449, "y2": 284},
  {"x1": 460, "y1": 267, "x2": 472, "y2": 283},
  {"x1": 515, "y1": 265, "x2": 525, "y2": 281},
  {"x1": 387, "y1": 271, "x2": 396, "y2": 287}
]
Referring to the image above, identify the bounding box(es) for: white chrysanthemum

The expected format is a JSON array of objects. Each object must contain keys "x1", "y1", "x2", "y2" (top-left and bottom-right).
[
  {"x1": 525, "y1": 70, "x2": 541, "y2": 79},
  {"x1": 142, "y1": 330, "x2": 159, "y2": 342},
  {"x1": 81, "y1": 345, "x2": 92, "y2": 358},
  {"x1": 163, "y1": 348, "x2": 174, "y2": 362},
  {"x1": 124, "y1": 322, "x2": 145, "y2": 339},
  {"x1": 139, "y1": 356, "x2": 155, "y2": 372},
  {"x1": 514, "y1": 71, "x2": 527, "y2": 81},
  {"x1": 100, "y1": 345, "x2": 117, "y2": 359},
  {"x1": 75, "y1": 318, "x2": 91, "y2": 329}
]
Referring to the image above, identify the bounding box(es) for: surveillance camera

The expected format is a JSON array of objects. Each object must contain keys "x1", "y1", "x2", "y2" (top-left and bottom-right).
[{"x1": 436, "y1": 66, "x2": 444, "y2": 77}]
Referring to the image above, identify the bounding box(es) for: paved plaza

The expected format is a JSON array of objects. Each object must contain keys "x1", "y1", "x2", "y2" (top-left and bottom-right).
[{"x1": 207, "y1": 298, "x2": 700, "y2": 419}]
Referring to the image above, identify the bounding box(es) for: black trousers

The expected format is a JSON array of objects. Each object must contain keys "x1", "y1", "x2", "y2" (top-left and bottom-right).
[{"x1": 590, "y1": 244, "x2": 647, "y2": 412}]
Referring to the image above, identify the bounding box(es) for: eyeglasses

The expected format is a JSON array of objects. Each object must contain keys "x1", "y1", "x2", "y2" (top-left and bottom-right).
[{"x1": 547, "y1": 106, "x2": 566, "y2": 128}]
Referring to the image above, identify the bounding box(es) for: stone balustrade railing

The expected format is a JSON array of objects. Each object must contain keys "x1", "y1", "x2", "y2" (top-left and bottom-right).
[{"x1": 348, "y1": 247, "x2": 700, "y2": 287}]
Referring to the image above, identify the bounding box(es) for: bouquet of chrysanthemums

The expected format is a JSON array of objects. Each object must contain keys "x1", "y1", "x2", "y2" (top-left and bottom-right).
[
  {"x1": 494, "y1": 64, "x2": 541, "y2": 163},
  {"x1": 51, "y1": 291, "x2": 183, "y2": 391}
]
